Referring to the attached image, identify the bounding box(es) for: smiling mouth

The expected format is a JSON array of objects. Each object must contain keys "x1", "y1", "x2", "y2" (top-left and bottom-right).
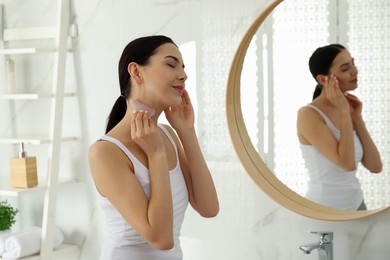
[
  {"x1": 173, "y1": 86, "x2": 184, "y2": 93},
  {"x1": 349, "y1": 78, "x2": 358, "y2": 84}
]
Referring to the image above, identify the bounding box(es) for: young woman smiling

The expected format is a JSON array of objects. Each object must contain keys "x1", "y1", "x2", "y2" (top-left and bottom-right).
[
  {"x1": 297, "y1": 44, "x2": 382, "y2": 211},
  {"x1": 89, "y1": 35, "x2": 219, "y2": 260}
]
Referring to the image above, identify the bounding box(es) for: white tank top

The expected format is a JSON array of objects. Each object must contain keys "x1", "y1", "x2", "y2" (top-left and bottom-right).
[
  {"x1": 300, "y1": 105, "x2": 364, "y2": 210},
  {"x1": 97, "y1": 125, "x2": 189, "y2": 260}
]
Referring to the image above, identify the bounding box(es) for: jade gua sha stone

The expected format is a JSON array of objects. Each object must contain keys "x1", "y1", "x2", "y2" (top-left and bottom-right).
[{"x1": 130, "y1": 99, "x2": 156, "y2": 117}]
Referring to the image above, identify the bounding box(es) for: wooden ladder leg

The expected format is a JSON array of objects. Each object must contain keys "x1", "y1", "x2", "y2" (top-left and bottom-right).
[{"x1": 40, "y1": 0, "x2": 70, "y2": 259}]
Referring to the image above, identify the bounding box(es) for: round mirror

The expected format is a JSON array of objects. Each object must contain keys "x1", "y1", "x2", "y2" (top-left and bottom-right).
[{"x1": 227, "y1": 0, "x2": 390, "y2": 220}]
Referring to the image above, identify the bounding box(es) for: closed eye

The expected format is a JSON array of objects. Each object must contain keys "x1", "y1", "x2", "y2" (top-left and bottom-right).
[
  {"x1": 340, "y1": 64, "x2": 349, "y2": 72},
  {"x1": 164, "y1": 55, "x2": 184, "y2": 69}
]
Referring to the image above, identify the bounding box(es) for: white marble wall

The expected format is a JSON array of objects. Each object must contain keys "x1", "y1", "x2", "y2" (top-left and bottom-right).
[{"x1": 1, "y1": 0, "x2": 390, "y2": 259}]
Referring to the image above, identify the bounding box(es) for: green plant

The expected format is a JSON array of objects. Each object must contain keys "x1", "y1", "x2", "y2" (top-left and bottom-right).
[{"x1": 0, "y1": 200, "x2": 18, "y2": 231}]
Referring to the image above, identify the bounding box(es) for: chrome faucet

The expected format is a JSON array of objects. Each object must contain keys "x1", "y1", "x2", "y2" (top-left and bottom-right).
[{"x1": 299, "y1": 231, "x2": 333, "y2": 260}]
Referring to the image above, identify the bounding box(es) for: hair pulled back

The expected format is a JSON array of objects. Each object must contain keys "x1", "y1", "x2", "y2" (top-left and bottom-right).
[
  {"x1": 105, "y1": 35, "x2": 176, "y2": 133},
  {"x1": 308, "y1": 44, "x2": 346, "y2": 100}
]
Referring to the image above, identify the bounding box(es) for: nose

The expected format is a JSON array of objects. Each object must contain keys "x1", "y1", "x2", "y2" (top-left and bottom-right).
[
  {"x1": 179, "y1": 69, "x2": 187, "y2": 81},
  {"x1": 352, "y1": 64, "x2": 358, "y2": 76}
]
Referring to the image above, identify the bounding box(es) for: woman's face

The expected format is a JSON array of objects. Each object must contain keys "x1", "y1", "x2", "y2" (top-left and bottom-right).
[
  {"x1": 329, "y1": 49, "x2": 359, "y2": 92},
  {"x1": 139, "y1": 43, "x2": 187, "y2": 108}
]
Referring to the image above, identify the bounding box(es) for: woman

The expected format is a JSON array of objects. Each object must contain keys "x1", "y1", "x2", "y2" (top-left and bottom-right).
[
  {"x1": 89, "y1": 35, "x2": 219, "y2": 260},
  {"x1": 297, "y1": 44, "x2": 382, "y2": 210}
]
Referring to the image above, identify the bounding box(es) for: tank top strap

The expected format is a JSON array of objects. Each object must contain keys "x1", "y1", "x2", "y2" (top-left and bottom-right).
[
  {"x1": 306, "y1": 104, "x2": 338, "y2": 132},
  {"x1": 99, "y1": 135, "x2": 147, "y2": 171},
  {"x1": 158, "y1": 124, "x2": 178, "y2": 156}
]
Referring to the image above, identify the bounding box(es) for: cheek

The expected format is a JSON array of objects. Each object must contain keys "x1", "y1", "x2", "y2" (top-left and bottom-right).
[
  {"x1": 157, "y1": 67, "x2": 176, "y2": 79},
  {"x1": 162, "y1": 70, "x2": 176, "y2": 80},
  {"x1": 335, "y1": 73, "x2": 348, "y2": 83},
  {"x1": 148, "y1": 70, "x2": 171, "y2": 86},
  {"x1": 336, "y1": 76, "x2": 352, "y2": 91}
]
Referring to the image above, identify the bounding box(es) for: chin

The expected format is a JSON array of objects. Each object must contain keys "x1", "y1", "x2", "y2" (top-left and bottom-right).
[
  {"x1": 347, "y1": 82, "x2": 358, "y2": 91},
  {"x1": 172, "y1": 96, "x2": 183, "y2": 106},
  {"x1": 165, "y1": 99, "x2": 181, "y2": 109}
]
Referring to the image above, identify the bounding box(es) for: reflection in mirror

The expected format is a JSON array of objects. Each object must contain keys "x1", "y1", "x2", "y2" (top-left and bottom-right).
[{"x1": 241, "y1": 0, "x2": 390, "y2": 210}]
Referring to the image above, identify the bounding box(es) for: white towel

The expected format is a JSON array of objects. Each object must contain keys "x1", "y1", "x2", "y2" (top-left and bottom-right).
[
  {"x1": 0, "y1": 231, "x2": 13, "y2": 255},
  {"x1": 2, "y1": 226, "x2": 64, "y2": 259}
]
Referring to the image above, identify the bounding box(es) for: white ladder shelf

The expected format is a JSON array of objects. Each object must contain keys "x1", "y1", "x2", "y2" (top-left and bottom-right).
[{"x1": 0, "y1": 0, "x2": 79, "y2": 259}]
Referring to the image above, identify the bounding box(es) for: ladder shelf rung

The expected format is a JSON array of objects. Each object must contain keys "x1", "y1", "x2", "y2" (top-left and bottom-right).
[
  {"x1": 0, "y1": 48, "x2": 57, "y2": 55},
  {"x1": 3, "y1": 24, "x2": 78, "y2": 41},
  {"x1": 0, "y1": 48, "x2": 73, "y2": 55},
  {"x1": 4, "y1": 26, "x2": 57, "y2": 41},
  {"x1": 0, "y1": 137, "x2": 78, "y2": 145},
  {"x1": 0, "y1": 93, "x2": 76, "y2": 100},
  {"x1": 0, "y1": 176, "x2": 78, "y2": 197}
]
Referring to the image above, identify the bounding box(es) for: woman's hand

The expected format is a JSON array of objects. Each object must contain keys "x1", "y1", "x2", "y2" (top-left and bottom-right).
[
  {"x1": 345, "y1": 92, "x2": 363, "y2": 120},
  {"x1": 164, "y1": 89, "x2": 195, "y2": 131},
  {"x1": 323, "y1": 74, "x2": 350, "y2": 112},
  {"x1": 130, "y1": 111, "x2": 165, "y2": 155}
]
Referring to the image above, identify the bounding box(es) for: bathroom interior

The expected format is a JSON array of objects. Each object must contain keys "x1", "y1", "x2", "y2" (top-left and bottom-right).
[{"x1": 0, "y1": 0, "x2": 389, "y2": 259}]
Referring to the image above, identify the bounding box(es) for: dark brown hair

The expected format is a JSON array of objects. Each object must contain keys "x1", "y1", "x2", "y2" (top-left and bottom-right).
[
  {"x1": 309, "y1": 44, "x2": 346, "y2": 100},
  {"x1": 105, "y1": 35, "x2": 176, "y2": 133}
]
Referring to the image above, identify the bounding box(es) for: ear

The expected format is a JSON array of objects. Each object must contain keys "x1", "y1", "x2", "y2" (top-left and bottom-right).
[
  {"x1": 127, "y1": 62, "x2": 143, "y2": 85},
  {"x1": 316, "y1": 74, "x2": 327, "y2": 86}
]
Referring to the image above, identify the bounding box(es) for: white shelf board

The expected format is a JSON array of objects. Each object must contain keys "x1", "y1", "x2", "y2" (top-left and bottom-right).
[
  {"x1": 0, "y1": 137, "x2": 78, "y2": 145},
  {"x1": 3, "y1": 24, "x2": 78, "y2": 41},
  {"x1": 0, "y1": 93, "x2": 76, "y2": 100},
  {"x1": 0, "y1": 176, "x2": 76, "y2": 197},
  {"x1": 0, "y1": 244, "x2": 78, "y2": 260},
  {"x1": 0, "y1": 48, "x2": 56, "y2": 55},
  {"x1": 3, "y1": 26, "x2": 57, "y2": 41}
]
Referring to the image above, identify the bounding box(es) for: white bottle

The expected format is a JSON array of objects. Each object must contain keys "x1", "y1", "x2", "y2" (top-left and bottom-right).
[{"x1": 6, "y1": 58, "x2": 15, "y2": 94}]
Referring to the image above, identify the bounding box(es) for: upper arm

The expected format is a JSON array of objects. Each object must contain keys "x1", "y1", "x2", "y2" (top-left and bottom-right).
[
  {"x1": 88, "y1": 141, "x2": 151, "y2": 236},
  {"x1": 297, "y1": 107, "x2": 352, "y2": 169}
]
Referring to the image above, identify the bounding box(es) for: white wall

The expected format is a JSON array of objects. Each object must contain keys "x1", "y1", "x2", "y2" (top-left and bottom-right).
[{"x1": 1, "y1": 0, "x2": 390, "y2": 259}]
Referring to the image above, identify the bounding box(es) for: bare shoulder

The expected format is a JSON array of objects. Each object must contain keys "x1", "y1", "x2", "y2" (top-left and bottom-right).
[
  {"x1": 298, "y1": 105, "x2": 315, "y2": 116},
  {"x1": 89, "y1": 139, "x2": 119, "y2": 162},
  {"x1": 297, "y1": 105, "x2": 329, "y2": 144},
  {"x1": 88, "y1": 139, "x2": 136, "y2": 197},
  {"x1": 297, "y1": 105, "x2": 323, "y2": 123},
  {"x1": 88, "y1": 139, "x2": 132, "y2": 175}
]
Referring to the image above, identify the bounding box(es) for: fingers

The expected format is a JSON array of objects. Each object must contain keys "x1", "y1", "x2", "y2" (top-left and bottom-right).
[
  {"x1": 345, "y1": 93, "x2": 362, "y2": 109},
  {"x1": 345, "y1": 93, "x2": 359, "y2": 101},
  {"x1": 131, "y1": 111, "x2": 154, "y2": 139},
  {"x1": 181, "y1": 89, "x2": 191, "y2": 105},
  {"x1": 327, "y1": 74, "x2": 338, "y2": 90},
  {"x1": 324, "y1": 74, "x2": 341, "y2": 97}
]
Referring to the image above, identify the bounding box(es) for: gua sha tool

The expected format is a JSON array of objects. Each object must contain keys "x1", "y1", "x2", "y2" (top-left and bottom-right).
[{"x1": 130, "y1": 99, "x2": 155, "y2": 117}]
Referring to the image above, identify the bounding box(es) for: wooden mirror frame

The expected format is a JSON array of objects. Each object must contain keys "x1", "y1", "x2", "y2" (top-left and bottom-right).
[{"x1": 226, "y1": 0, "x2": 390, "y2": 220}]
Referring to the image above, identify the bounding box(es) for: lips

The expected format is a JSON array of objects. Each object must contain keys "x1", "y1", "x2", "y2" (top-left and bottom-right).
[{"x1": 173, "y1": 85, "x2": 184, "y2": 94}]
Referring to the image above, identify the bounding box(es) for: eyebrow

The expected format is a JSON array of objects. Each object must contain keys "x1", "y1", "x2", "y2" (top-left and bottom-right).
[
  {"x1": 164, "y1": 55, "x2": 185, "y2": 68},
  {"x1": 339, "y1": 63, "x2": 349, "y2": 68},
  {"x1": 339, "y1": 58, "x2": 355, "y2": 69}
]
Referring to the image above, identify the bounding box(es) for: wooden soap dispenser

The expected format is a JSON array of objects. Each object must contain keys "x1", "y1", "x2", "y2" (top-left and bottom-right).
[{"x1": 10, "y1": 143, "x2": 38, "y2": 188}]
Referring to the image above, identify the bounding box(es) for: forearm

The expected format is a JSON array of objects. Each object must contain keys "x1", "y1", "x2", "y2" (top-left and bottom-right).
[
  {"x1": 147, "y1": 153, "x2": 174, "y2": 243},
  {"x1": 338, "y1": 110, "x2": 356, "y2": 170},
  {"x1": 353, "y1": 117, "x2": 382, "y2": 173},
  {"x1": 177, "y1": 128, "x2": 219, "y2": 216}
]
